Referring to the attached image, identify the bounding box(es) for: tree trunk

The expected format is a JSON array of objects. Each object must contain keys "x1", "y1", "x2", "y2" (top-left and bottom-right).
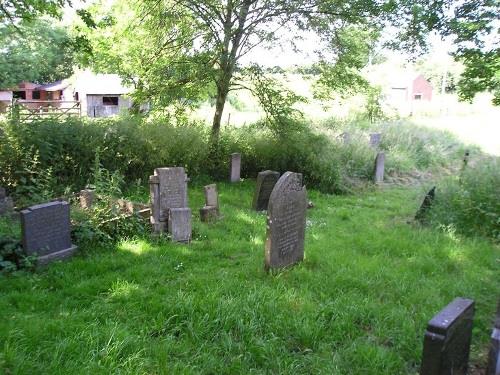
[{"x1": 210, "y1": 78, "x2": 230, "y2": 145}]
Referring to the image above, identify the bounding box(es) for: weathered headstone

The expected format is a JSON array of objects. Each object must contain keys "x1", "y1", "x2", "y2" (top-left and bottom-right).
[
  {"x1": 340, "y1": 132, "x2": 351, "y2": 145},
  {"x1": 204, "y1": 184, "x2": 219, "y2": 210},
  {"x1": 20, "y1": 201, "x2": 78, "y2": 265},
  {"x1": 168, "y1": 208, "x2": 192, "y2": 243},
  {"x1": 149, "y1": 167, "x2": 189, "y2": 233},
  {"x1": 487, "y1": 300, "x2": 500, "y2": 375},
  {"x1": 369, "y1": 132, "x2": 382, "y2": 148},
  {"x1": 373, "y1": 152, "x2": 385, "y2": 184},
  {"x1": 0, "y1": 187, "x2": 14, "y2": 216},
  {"x1": 420, "y1": 297, "x2": 475, "y2": 375},
  {"x1": 265, "y1": 172, "x2": 307, "y2": 270},
  {"x1": 229, "y1": 153, "x2": 241, "y2": 182},
  {"x1": 415, "y1": 187, "x2": 436, "y2": 222},
  {"x1": 252, "y1": 170, "x2": 280, "y2": 211},
  {"x1": 200, "y1": 206, "x2": 218, "y2": 223},
  {"x1": 79, "y1": 189, "x2": 95, "y2": 209}
]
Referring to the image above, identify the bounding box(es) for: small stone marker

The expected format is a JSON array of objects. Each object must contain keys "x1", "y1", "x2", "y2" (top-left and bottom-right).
[
  {"x1": 168, "y1": 208, "x2": 192, "y2": 243},
  {"x1": 340, "y1": 132, "x2": 351, "y2": 145},
  {"x1": 369, "y1": 132, "x2": 382, "y2": 148},
  {"x1": 420, "y1": 297, "x2": 475, "y2": 375},
  {"x1": 265, "y1": 172, "x2": 307, "y2": 270},
  {"x1": 487, "y1": 300, "x2": 500, "y2": 375},
  {"x1": 252, "y1": 170, "x2": 280, "y2": 211},
  {"x1": 0, "y1": 187, "x2": 14, "y2": 215},
  {"x1": 21, "y1": 201, "x2": 77, "y2": 265},
  {"x1": 149, "y1": 167, "x2": 189, "y2": 233},
  {"x1": 200, "y1": 184, "x2": 220, "y2": 223},
  {"x1": 415, "y1": 187, "x2": 436, "y2": 222},
  {"x1": 79, "y1": 189, "x2": 95, "y2": 209},
  {"x1": 229, "y1": 153, "x2": 241, "y2": 182},
  {"x1": 373, "y1": 152, "x2": 385, "y2": 184}
]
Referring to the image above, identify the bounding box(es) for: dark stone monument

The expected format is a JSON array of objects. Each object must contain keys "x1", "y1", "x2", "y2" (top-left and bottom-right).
[
  {"x1": 487, "y1": 300, "x2": 500, "y2": 375},
  {"x1": 79, "y1": 189, "x2": 95, "y2": 209},
  {"x1": 369, "y1": 132, "x2": 382, "y2": 148},
  {"x1": 149, "y1": 167, "x2": 189, "y2": 233},
  {"x1": 252, "y1": 170, "x2": 280, "y2": 211},
  {"x1": 420, "y1": 297, "x2": 475, "y2": 375},
  {"x1": 415, "y1": 187, "x2": 436, "y2": 222},
  {"x1": 168, "y1": 208, "x2": 192, "y2": 243},
  {"x1": 20, "y1": 201, "x2": 78, "y2": 265},
  {"x1": 265, "y1": 172, "x2": 307, "y2": 270},
  {"x1": 373, "y1": 152, "x2": 385, "y2": 184},
  {"x1": 230, "y1": 153, "x2": 241, "y2": 182}
]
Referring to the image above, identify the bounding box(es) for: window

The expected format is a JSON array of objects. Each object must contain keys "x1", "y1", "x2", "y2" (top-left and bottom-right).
[
  {"x1": 32, "y1": 91, "x2": 41, "y2": 99},
  {"x1": 103, "y1": 96, "x2": 119, "y2": 105},
  {"x1": 414, "y1": 94, "x2": 422, "y2": 100},
  {"x1": 13, "y1": 91, "x2": 26, "y2": 99}
]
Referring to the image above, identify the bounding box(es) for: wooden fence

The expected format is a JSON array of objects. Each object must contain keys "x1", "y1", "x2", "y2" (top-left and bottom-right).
[{"x1": 11, "y1": 100, "x2": 81, "y2": 122}]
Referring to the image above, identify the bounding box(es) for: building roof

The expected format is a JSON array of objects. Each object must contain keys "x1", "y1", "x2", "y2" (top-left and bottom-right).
[
  {"x1": 38, "y1": 80, "x2": 70, "y2": 92},
  {"x1": 72, "y1": 71, "x2": 132, "y2": 95}
]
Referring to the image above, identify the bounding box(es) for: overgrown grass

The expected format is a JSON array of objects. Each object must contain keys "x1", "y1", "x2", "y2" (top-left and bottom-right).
[{"x1": 1, "y1": 182, "x2": 498, "y2": 374}]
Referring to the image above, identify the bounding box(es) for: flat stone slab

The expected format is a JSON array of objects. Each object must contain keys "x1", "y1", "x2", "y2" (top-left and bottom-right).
[
  {"x1": 20, "y1": 200, "x2": 77, "y2": 264},
  {"x1": 420, "y1": 297, "x2": 475, "y2": 375},
  {"x1": 168, "y1": 208, "x2": 192, "y2": 243},
  {"x1": 253, "y1": 170, "x2": 280, "y2": 211},
  {"x1": 265, "y1": 172, "x2": 307, "y2": 270}
]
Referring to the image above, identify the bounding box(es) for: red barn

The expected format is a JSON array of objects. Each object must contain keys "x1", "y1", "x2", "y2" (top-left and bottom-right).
[{"x1": 389, "y1": 74, "x2": 433, "y2": 102}]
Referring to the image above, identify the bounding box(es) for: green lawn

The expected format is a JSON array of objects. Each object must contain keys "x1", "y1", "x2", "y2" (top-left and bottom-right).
[{"x1": 1, "y1": 181, "x2": 499, "y2": 374}]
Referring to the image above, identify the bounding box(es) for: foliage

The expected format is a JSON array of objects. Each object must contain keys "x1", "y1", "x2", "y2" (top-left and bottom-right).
[
  {"x1": 0, "y1": 0, "x2": 69, "y2": 24},
  {"x1": 0, "y1": 218, "x2": 36, "y2": 274},
  {"x1": 0, "y1": 184, "x2": 498, "y2": 373},
  {"x1": 429, "y1": 158, "x2": 500, "y2": 242},
  {"x1": 0, "y1": 19, "x2": 75, "y2": 88}
]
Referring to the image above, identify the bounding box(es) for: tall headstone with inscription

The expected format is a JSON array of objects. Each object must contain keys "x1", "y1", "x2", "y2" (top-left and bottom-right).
[
  {"x1": 373, "y1": 152, "x2": 385, "y2": 184},
  {"x1": 487, "y1": 300, "x2": 500, "y2": 375},
  {"x1": 265, "y1": 172, "x2": 307, "y2": 270},
  {"x1": 149, "y1": 167, "x2": 189, "y2": 233},
  {"x1": 369, "y1": 133, "x2": 382, "y2": 148},
  {"x1": 21, "y1": 201, "x2": 78, "y2": 265},
  {"x1": 420, "y1": 297, "x2": 475, "y2": 375},
  {"x1": 229, "y1": 153, "x2": 241, "y2": 182},
  {"x1": 252, "y1": 170, "x2": 280, "y2": 211}
]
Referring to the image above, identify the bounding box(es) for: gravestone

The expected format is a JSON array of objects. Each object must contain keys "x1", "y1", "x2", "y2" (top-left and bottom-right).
[
  {"x1": 252, "y1": 170, "x2": 280, "y2": 211},
  {"x1": 487, "y1": 300, "x2": 500, "y2": 375},
  {"x1": 20, "y1": 201, "x2": 78, "y2": 265},
  {"x1": 369, "y1": 133, "x2": 382, "y2": 148},
  {"x1": 200, "y1": 184, "x2": 220, "y2": 223},
  {"x1": 229, "y1": 153, "x2": 241, "y2": 182},
  {"x1": 149, "y1": 167, "x2": 189, "y2": 233},
  {"x1": 204, "y1": 184, "x2": 219, "y2": 210},
  {"x1": 168, "y1": 208, "x2": 192, "y2": 243},
  {"x1": 79, "y1": 189, "x2": 95, "y2": 209},
  {"x1": 341, "y1": 132, "x2": 351, "y2": 145},
  {"x1": 373, "y1": 152, "x2": 385, "y2": 184},
  {"x1": 415, "y1": 187, "x2": 436, "y2": 222},
  {"x1": 265, "y1": 172, "x2": 307, "y2": 270},
  {"x1": 463, "y1": 150, "x2": 470, "y2": 168},
  {"x1": 0, "y1": 187, "x2": 14, "y2": 216},
  {"x1": 420, "y1": 297, "x2": 475, "y2": 375}
]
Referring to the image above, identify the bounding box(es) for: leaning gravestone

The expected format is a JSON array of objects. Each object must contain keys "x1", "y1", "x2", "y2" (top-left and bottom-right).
[
  {"x1": 369, "y1": 132, "x2": 382, "y2": 148},
  {"x1": 487, "y1": 300, "x2": 500, "y2": 375},
  {"x1": 149, "y1": 167, "x2": 189, "y2": 233},
  {"x1": 265, "y1": 172, "x2": 307, "y2": 270},
  {"x1": 373, "y1": 152, "x2": 385, "y2": 184},
  {"x1": 415, "y1": 187, "x2": 436, "y2": 223},
  {"x1": 252, "y1": 170, "x2": 280, "y2": 211},
  {"x1": 420, "y1": 297, "x2": 475, "y2": 375},
  {"x1": 21, "y1": 201, "x2": 78, "y2": 265},
  {"x1": 168, "y1": 208, "x2": 192, "y2": 243},
  {"x1": 229, "y1": 153, "x2": 241, "y2": 182}
]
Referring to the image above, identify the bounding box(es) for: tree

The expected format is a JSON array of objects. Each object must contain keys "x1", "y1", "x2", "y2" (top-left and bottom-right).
[
  {"x1": 0, "y1": 0, "x2": 70, "y2": 24},
  {"x1": 83, "y1": 0, "x2": 459, "y2": 144},
  {"x1": 0, "y1": 19, "x2": 76, "y2": 87}
]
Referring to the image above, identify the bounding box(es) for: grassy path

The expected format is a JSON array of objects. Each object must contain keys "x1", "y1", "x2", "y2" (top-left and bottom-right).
[{"x1": 1, "y1": 182, "x2": 499, "y2": 374}]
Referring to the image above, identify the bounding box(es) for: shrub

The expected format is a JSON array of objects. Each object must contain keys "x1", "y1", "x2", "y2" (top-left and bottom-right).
[{"x1": 428, "y1": 158, "x2": 500, "y2": 242}]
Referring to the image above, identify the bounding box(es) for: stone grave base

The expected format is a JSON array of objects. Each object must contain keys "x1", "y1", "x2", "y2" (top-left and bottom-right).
[{"x1": 37, "y1": 245, "x2": 78, "y2": 266}]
